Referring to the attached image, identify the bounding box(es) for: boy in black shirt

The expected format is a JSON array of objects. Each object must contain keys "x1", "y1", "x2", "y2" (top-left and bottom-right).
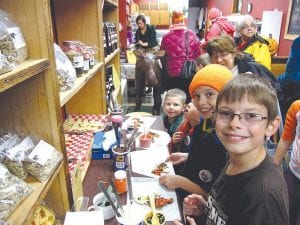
[{"x1": 177, "y1": 74, "x2": 289, "y2": 225}]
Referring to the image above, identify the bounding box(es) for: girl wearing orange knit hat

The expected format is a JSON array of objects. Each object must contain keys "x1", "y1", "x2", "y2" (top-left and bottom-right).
[{"x1": 159, "y1": 64, "x2": 233, "y2": 220}]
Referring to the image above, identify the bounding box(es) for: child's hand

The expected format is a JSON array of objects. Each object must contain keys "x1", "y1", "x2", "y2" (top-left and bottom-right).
[
  {"x1": 172, "y1": 131, "x2": 184, "y2": 144},
  {"x1": 183, "y1": 194, "x2": 206, "y2": 216},
  {"x1": 166, "y1": 152, "x2": 188, "y2": 165},
  {"x1": 159, "y1": 174, "x2": 180, "y2": 189},
  {"x1": 173, "y1": 217, "x2": 197, "y2": 225}
]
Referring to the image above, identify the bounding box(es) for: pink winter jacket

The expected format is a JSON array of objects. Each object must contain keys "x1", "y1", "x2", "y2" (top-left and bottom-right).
[
  {"x1": 206, "y1": 17, "x2": 235, "y2": 41},
  {"x1": 160, "y1": 26, "x2": 201, "y2": 77}
]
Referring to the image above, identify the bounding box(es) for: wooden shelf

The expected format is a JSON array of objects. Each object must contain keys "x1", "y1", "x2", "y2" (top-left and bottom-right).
[
  {"x1": 104, "y1": 48, "x2": 120, "y2": 65},
  {"x1": 7, "y1": 161, "x2": 64, "y2": 225},
  {"x1": 81, "y1": 139, "x2": 93, "y2": 182},
  {"x1": 60, "y1": 62, "x2": 104, "y2": 106},
  {"x1": 0, "y1": 59, "x2": 49, "y2": 94}
]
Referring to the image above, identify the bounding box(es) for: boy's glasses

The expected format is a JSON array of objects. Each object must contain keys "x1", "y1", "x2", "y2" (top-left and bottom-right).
[{"x1": 215, "y1": 110, "x2": 270, "y2": 126}]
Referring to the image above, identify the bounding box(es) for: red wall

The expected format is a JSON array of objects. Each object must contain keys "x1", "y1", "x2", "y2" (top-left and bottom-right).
[{"x1": 207, "y1": 0, "x2": 293, "y2": 56}]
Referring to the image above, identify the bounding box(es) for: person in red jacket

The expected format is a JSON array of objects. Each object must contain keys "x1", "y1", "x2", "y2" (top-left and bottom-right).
[
  {"x1": 205, "y1": 7, "x2": 235, "y2": 41},
  {"x1": 160, "y1": 11, "x2": 201, "y2": 102}
]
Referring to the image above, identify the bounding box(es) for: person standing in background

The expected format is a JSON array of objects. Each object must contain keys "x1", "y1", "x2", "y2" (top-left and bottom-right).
[
  {"x1": 205, "y1": 7, "x2": 235, "y2": 41},
  {"x1": 235, "y1": 15, "x2": 271, "y2": 70},
  {"x1": 134, "y1": 14, "x2": 158, "y2": 51},
  {"x1": 160, "y1": 11, "x2": 201, "y2": 103},
  {"x1": 134, "y1": 15, "x2": 159, "y2": 112}
]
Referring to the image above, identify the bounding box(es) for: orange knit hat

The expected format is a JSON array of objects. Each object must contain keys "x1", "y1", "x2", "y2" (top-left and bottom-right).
[
  {"x1": 171, "y1": 11, "x2": 184, "y2": 24},
  {"x1": 208, "y1": 7, "x2": 222, "y2": 20},
  {"x1": 189, "y1": 64, "x2": 233, "y2": 97}
]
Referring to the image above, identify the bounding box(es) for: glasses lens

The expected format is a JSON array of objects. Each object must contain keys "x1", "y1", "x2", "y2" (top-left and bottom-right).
[{"x1": 216, "y1": 111, "x2": 266, "y2": 125}]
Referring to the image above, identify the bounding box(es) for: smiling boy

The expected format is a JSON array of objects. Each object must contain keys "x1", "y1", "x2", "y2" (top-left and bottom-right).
[
  {"x1": 160, "y1": 65, "x2": 233, "y2": 210},
  {"x1": 179, "y1": 74, "x2": 289, "y2": 225}
]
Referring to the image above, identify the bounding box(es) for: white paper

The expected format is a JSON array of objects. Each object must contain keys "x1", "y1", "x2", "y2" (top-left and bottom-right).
[
  {"x1": 64, "y1": 211, "x2": 104, "y2": 225},
  {"x1": 261, "y1": 10, "x2": 283, "y2": 43},
  {"x1": 130, "y1": 148, "x2": 174, "y2": 178},
  {"x1": 131, "y1": 177, "x2": 181, "y2": 221}
]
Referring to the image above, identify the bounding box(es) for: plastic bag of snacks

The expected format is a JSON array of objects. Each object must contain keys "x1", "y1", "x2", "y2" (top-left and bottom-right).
[
  {"x1": 0, "y1": 51, "x2": 14, "y2": 74},
  {"x1": 53, "y1": 43, "x2": 76, "y2": 92},
  {"x1": 31, "y1": 204, "x2": 56, "y2": 225},
  {"x1": 0, "y1": 9, "x2": 28, "y2": 72},
  {"x1": 0, "y1": 133, "x2": 21, "y2": 163},
  {"x1": 0, "y1": 163, "x2": 33, "y2": 220},
  {"x1": 4, "y1": 136, "x2": 36, "y2": 180},
  {"x1": 24, "y1": 140, "x2": 63, "y2": 182}
]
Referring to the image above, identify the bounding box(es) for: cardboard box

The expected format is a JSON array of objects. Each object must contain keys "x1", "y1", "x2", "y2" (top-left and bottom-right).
[{"x1": 92, "y1": 130, "x2": 116, "y2": 160}]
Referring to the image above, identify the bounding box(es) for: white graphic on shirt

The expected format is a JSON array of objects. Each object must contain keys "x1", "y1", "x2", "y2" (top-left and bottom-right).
[{"x1": 205, "y1": 191, "x2": 228, "y2": 225}]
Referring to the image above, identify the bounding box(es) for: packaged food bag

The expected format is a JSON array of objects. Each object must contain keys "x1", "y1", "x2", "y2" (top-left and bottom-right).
[
  {"x1": 0, "y1": 163, "x2": 33, "y2": 220},
  {"x1": 53, "y1": 43, "x2": 76, "y2": 92},
  {"x1": 0, "y1": 133, "x2": 21, "y2": 163},
  {"x1": 4, "y1": 136, "x2": 35, "y2": 179},
  {"x1": 0, "y1": 9, "x2": 28, "y2": 72},
  {"x1": 24, "y1": 140, "x2": 63, "y2": 182}
]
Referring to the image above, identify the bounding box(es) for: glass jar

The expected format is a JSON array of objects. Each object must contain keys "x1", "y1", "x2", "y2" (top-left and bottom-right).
[
  {"x1": 62, "y1": 41, "x2": 84, "y2": 77},
  {"x1": 86, "y1": 46, "x2": 95, "y2": 69}
]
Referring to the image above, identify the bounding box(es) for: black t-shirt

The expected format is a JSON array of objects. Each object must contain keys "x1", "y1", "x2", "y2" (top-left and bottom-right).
[
  {"x1": 181, "y1": 119, "x2": 228, "y2": 198},
  {"x1": 204, "y1": 155, "x2": 289, "y2": 225}
]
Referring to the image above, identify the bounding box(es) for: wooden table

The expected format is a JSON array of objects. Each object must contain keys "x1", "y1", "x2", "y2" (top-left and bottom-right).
[{"x1": 83, "y1": 116, "x2": 180, "y2": 224}]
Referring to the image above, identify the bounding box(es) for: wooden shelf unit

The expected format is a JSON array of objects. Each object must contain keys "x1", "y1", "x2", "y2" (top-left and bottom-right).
[
  {"x1": 1, "y1": 0, "x2": 121, "y2": 224},
  {"x1": 0, "y1": 0, "x2": 71, "y2": 223},
  {"x1": 7, "y1": 162, "x2": 64, "y2": 225}
]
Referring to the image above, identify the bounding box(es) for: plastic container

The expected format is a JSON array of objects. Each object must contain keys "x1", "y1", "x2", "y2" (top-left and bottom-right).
[{"x1": 114, "y1": 170, "x2": 127, "y2": 194}]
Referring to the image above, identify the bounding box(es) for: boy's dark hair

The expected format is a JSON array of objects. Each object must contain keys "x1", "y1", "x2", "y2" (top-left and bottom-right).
[
  {"x1": 216, "y1": 73, "x2": 278, "y2": 120},
  {"x1": 136, "y1": 15, "x2": 146, "y2": 24}
]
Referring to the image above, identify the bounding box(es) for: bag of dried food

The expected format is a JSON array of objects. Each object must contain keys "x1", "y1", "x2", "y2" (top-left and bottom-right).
[
  {"x1": 0, "y1": 133, "x2": 21, "y2": 163},
  {"x1": 23, "y1": 140, "x2": 63, "y2": 182},
  {"x1": 0, "y1": 9, "x2": 28, "y2": 72},
  {"x1": 0, "y1": 51, "x2": 14, "y2": 75},
  {"x1": 4, "y1": 136, "x2": 36, "y2": 180},
  {"x1": 54, "y1": 43, "x2": 76, "y2": 92},
  {"x1": 0, "y1": 163, "x2": 33, "y2": 220}
]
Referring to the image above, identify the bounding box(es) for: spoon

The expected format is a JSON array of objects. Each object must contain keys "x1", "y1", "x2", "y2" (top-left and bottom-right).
[{"x1": 149, "y1": 195, "x2": 160, "y2": 225}]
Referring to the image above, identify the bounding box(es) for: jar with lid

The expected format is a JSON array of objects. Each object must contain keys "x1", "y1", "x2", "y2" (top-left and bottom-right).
[
  {"x1": 62, "y1": 41, "x2": 84, "y2": 77},
  {"x1": 114, "y1": 170, "x2": 127, "y2": 194},
  {"x1": 85, "y1": 46, "x2": 95, "y2": 69}
]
